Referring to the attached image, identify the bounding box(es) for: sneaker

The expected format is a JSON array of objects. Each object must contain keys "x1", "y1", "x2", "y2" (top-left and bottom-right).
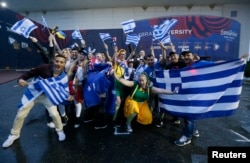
[
  {"x1": 126, "y1": 124, "x2": 133, "y2": 132},
  {"x1": 155, "y1": 120, "x2": 164, "y2": 128},
  {"x1": 94, "y1": 124, "x2": 108, "y2": 130},
  {"x1": 57, "y1": 130, "x2": 66, "y2": 141},
  {"x1": 47, "y1": 122, "x2": 55, "y2": 128},
  {"x1": 112, "y1": 121, "x2": 121, "y2": 128},
  {"x1": 2, "y1": 135, "x2": 20, "y2": 148},
  {"x1": 174, "y1": 135, "x2": 191, "y2": 146},
  {"x1": 74, "y1": 117, "x2": 80, "y2": 128},
  {"x1": 83, "y1": 118, "x2": 95, "y2": 123},
  {"x1": 61, "y1": 115, "x2": 69, "y2": 126},
  {"x1": 193, "y1": 130, "x2": 200, "y2": 137},
  {"x1": 169, "y1": 119, "x2": 181, "y2": 125},
  {"x1": 114, "y1": 127, "x2": 130, "y2": 135}
]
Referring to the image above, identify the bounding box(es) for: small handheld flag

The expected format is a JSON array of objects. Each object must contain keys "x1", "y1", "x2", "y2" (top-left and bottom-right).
[
  {"x1": 152, "y1": 19, "x2": 177, "y2": 43},
  {"x1": 99, "y1": 33, "x2": 111, "y2": 42},
  {"x1": 121, "y1": 19, "x2": 136, "y2": 34},
  {"x1": 11, "y1": 18, "x2": 37, "y2": 38},
  {"x1": 72, "y1": 29, "x2": 83, "y2": 40}
]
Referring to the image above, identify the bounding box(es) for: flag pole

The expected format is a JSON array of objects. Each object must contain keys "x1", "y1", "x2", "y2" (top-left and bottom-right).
[{"x1": 42, "y1": 15, "x2": 51, "y2": 34}]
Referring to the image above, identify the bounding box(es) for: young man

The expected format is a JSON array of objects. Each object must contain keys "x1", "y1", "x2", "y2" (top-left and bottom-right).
[
  {"x1": 2, "y1": 54, "x2": 70, "y2": 148},
  {"x1": 156, "y1": 51, "x2": 186, "y2": 127}
]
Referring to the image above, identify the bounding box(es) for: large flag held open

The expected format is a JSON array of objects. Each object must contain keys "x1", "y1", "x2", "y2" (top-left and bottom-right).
[
  {"x1": 18, "y1": 72, "x2": 69, "y2": 110},
  {"x1": 156, "y1": 59, "x2": 246, "y2": 120},
  {"x1": 11, "y1": 18, "x2": 37, "y2": 38}
]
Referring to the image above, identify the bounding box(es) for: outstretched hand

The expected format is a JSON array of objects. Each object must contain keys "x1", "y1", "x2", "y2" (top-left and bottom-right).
[{"x1": 240, "y1": 53, "x2": 249, "y2": 60}]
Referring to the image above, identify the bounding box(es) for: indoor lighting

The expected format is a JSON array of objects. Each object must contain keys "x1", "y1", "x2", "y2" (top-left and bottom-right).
[{"x1": 1, "y1": 2, "x2": 7, "y2": 8}]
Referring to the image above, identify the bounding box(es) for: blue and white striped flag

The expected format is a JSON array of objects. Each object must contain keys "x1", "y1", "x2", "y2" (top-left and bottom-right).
[
  {"x1": 99, "y1": 33, "x2": 111, "y2": 41},
  {"x1": 11, "y1": 18, "x2": 37, "y2": 38},
  {"x1": 72, "y1": 29, "x2": 83, "y2": 40},
  {"x1": 121, "y1": 19, "x2": 136, "y2": 34},
  {"x1": 153, "y1": 19, "x2": 177, "y2": 42},
  {"x1": 41, "y1": 15, "x2": 48, "y2": 30},
  {"x1": 18, "y1": 72, "x2": 69, "y2": 110},
  {"x1": 161, "y1": 35, "x2": 171, "y2": 44},
  {"x1": 156, "y1": 59, "x2": 246, "y2": 120},
  {"x1": 125, "y1": 34, "x2": 140, "y2": 46}
]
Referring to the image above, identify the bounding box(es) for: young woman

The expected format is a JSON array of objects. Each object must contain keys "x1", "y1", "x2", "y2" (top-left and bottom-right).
[{"x1": 114, "y1": 72, "x2": 178, "y2": 132}]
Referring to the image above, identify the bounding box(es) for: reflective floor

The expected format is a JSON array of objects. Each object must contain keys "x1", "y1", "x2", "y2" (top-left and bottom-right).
[{"x1": 1, "y1": 80, "x2": 250, "y2": 163}]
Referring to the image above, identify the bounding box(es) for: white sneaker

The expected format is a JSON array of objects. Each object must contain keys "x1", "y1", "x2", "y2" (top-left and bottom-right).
[
  {"x1": 74, "y1": 124, "x2": 80, "y2": 128},
  {"x1": 126, "y1": 124, "x2": 133, "y2": 132},
  {"x1": 47, "y1": 122, "x2": 55, "y2": 128},
  {"x1": 174, "y1": 135, "x2": 191, "y2": 146},
  {"x1": 57, "y1": 131, "x2": 66, "y2": 141},
  {"x1": 2, "y1": 135, "x2": 20, "y2": 148}
]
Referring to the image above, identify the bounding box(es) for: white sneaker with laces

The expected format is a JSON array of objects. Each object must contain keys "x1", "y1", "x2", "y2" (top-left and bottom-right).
[
  {"x1": 47, "y1": 122, "x2": 55, "y2": 128},
  {"x1": 2, "y1": 135, "x2": 20, "y2": 148},
  {"x1": 57, "y1": 131, "x2": 66, "y2": 141}
]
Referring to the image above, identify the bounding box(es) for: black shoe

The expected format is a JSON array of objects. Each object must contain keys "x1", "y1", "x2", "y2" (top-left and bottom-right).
[
  {"x1": 155, "y1": 120, "x2": 164, "y2": 128},
  {"x1": 83, "y1": 118, "x2": 95, "y2": 123},
  {"x1": 94, "y1": 124, "x2": 108, "y2": 130},
  {"x1": 168, "y1": 118, "x2": 181, "y2": 125},
  {"x1": 61, "y1": 115, "x2": 69, "y2": 126},
  {"x1": 74, "y1": 117, "x2": 81, "y2": 128}
]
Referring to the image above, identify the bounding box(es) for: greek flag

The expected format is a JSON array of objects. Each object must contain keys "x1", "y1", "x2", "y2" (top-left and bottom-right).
[
  {"x1": 121, "y1": 19, "x2": 136, "y2": 34},
  {"x1": 156, "y1": 59, "x2": 246, "y2": 120},
  {"x1": 72, "y1": 29, "x2": 83, "y2": 40},
  {"x1": 152, "y1": 19, "x2": 177, "y2": 42},
  {"x1": 125, "y1": 34, "x2": 140, "y2": 46},
  {"x1": 99, "y1": 33, "x2": 111, "y2": 41},
  {"x1": 11, "y1": 18, "x2": 37, "y2": 38},
  {"x1": 18, "y1": 72, "x2": 69, "y2": 109}
]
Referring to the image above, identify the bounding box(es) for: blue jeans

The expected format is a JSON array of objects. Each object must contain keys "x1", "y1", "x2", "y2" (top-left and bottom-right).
[{"x1": 183, "y1": 119, "x2": 196, "y2": 139}]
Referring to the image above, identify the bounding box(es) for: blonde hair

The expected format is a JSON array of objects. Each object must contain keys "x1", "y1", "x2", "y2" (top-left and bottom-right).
[{"x1": 116, "y1": 49, "x2": 126, "y2": 57}]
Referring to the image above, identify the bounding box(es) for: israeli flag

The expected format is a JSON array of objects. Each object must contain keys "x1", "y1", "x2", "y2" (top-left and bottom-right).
[
  {"x1": 153, "y1": 19, "x2": 177, "y2": 42},
  {"x1": 156, "y1": 59, "x2": 246, "y2": 120},
  {"x1": 125, "y1": 34, "x2": 140, "y2": 46},
  {"x1": 72, "y1": 29, "x2": 83, "y2": 40},
  {"x1": 11, "y1": 18, "x2": 37, "y2": 38},
  {"x1": 99, "y1": 33, "x2": 111, "y2": 41},
  {"x1": 41, "y1": 15, "x2": 48, "y2": 30},
  {"x1": 18, "y1": 72, "x2": 69, "y2": 109},
  {"x1": 121, "y1": 19, "x2": 136, "y2": 34}
]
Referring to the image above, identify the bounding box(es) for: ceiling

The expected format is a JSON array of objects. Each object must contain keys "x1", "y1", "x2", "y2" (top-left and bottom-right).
[{"x1": 2, "y1": 0, "x2": 250, "y2": 13}]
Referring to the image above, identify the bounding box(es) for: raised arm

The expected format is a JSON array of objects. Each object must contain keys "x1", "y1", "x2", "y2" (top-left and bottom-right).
[
  {"x1": 103, "y1": 42, "x2": 112, "y2": 62},
  {"x1": 29, "y1": 36, "x2": 50, "y2": 64},
  {"x1": 159, "y1": 42, "x2": 167, "y2": 63}
]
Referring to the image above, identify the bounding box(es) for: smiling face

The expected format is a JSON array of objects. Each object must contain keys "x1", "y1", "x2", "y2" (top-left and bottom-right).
[
  {"x1": 53, "y1": 55, "x2": 66, "y2": 75},
  {"x1": 169, "y1": 53, "x2": 179, "y2": 63},
  {"x1": 138, "y1": 73, "x2": 148, "y2": 89},
  {"x1": 183, "y1": 52, "x2": 195, "y2": 65},
  {"x1": 146, "y1": 55, "x2": 155, "y2": 67}
]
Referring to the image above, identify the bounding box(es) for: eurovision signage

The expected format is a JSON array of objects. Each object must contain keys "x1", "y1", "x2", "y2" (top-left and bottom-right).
[{"x1": 130, "y1": 16, "x2": 240, "y2": 61}]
